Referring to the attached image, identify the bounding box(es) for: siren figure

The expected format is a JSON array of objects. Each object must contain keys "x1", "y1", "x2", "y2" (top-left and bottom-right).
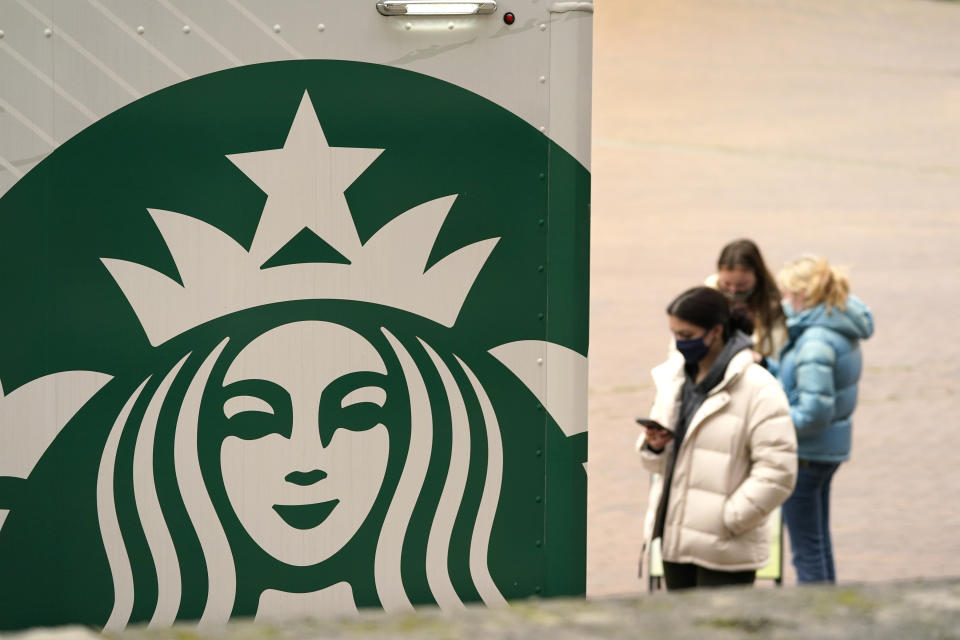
[
  {"x1": 88, "y1": 91, "x2": 510, "y2": 626},
  {"x1": 0, "y1": 88, "x2": 586, "y2": 631},
  {"x1": 95, "y1": 311, "x2": 508, "y2": 627}
]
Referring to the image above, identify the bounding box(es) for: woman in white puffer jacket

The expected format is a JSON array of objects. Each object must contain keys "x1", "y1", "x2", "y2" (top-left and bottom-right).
[{"x1": 638, "y1": 286, "x2": 797, "y2": 590}]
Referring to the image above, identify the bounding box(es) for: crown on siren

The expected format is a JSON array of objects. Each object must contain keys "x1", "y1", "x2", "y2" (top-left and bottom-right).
[{"x1": 102, "y1": 91, "x2": 499, "y2": 346}]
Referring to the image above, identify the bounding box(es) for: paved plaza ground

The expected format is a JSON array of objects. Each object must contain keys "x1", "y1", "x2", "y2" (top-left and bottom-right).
[{"x1": 587, "y1": 0, "x2": 960, "y2": 596}]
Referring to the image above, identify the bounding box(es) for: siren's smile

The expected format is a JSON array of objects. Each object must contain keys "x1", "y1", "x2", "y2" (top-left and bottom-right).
[
  {"x1": 219, "y1": 320, "x2": 390, "y2": 566},
  {"x1": 272, "y1": 500, "x2": 340, "y2": 530}
]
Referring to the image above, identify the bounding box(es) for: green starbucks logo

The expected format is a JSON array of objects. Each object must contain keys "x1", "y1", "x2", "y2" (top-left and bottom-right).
[{"x1": 0, "y1": 61, "x2": 588, "y2": 630}]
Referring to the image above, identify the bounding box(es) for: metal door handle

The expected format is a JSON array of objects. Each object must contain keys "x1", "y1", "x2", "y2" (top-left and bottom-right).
[{"x1": 376, "y1": 1, "x2": 497, "y2": 16}]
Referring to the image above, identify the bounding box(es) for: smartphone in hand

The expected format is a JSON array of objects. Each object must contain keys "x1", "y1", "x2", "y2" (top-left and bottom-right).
[
  {"x1": 635, "y1": 417, "x2": 673, "y2": 433},
  {"x1": 637, "y1": 417, "x2": 673, "y2": 452}
]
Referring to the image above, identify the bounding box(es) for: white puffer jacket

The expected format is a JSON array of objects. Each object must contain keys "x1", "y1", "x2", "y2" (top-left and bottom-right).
[{"x1": 638, "y1": 349, "x2": 797, "y2": 571}]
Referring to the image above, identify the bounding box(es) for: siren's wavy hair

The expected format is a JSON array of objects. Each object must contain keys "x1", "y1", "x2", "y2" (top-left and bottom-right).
[
  {"x1": 716, "y1": 238, "x2": 785, "y2": 357},
  {"x1": 95, "y1": 322, "x2": 506, "y2": 629},
  {"x1": 778, "y1": 255, "x2": 851, "y2": 313}
]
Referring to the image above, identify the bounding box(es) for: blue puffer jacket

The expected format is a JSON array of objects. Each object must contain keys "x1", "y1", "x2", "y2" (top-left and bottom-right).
[{"x1": 771, "y1": 295, "x2": 874, "y2": 462}]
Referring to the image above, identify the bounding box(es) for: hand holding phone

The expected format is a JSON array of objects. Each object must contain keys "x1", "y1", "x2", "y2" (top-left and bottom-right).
[
  {"x1": 636, "y1": 417, "x2": 673, "y2": 451},
  {"x1": 635, "y1": 417, "x2": 671, "y2": 432}
]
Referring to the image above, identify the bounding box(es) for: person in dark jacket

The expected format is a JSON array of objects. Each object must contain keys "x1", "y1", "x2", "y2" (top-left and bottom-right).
[{"x1": 772, "y1": 255, "x2": 874, "y2": 584}]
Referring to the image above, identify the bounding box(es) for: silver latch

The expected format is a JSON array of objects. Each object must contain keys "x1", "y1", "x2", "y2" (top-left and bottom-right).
[{"x1": 376, "y1": 1, "x2": 497, "y2": 16}]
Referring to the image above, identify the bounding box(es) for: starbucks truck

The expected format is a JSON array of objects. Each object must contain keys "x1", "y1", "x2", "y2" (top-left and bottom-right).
[{"x1": 0, "y1": 0, "x2": 592, "y2": 629}]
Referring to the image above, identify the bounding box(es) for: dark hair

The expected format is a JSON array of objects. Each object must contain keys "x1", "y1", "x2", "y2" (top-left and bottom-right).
[
  {"x1": 667, "y1": 286, "x2": 754, "y2": 341},
  {"x1": 716, "y1": 239, "x2": 784, "y2": 356}
]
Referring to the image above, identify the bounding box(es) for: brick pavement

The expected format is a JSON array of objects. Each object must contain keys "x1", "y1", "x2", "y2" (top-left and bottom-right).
[{"x1": 587, "y1": 0, "x2": 960, "y2": 597}]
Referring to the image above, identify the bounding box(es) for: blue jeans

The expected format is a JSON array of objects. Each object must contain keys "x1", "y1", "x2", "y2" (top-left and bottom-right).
[{"x1": 783, "y1": 460, "x2": 841, "y2": 583}]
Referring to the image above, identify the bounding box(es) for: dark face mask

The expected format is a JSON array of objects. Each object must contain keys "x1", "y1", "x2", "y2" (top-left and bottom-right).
[{"x1": 676, "y1": 331, "x2": 713, "y2": 365}]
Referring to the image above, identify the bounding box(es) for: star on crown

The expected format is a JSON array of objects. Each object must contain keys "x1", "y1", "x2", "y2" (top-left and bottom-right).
[{"x1": 103, "y1": 91, "x2": 499, "y2": 346}]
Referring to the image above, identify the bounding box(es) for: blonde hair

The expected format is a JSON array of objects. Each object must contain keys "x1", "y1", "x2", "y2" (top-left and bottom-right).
[{"x1": 778, "y1": 255, "x2": 850, "y2": 312}]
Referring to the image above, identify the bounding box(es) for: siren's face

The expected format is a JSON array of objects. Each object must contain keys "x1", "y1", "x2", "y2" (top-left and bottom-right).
[{"x1": 219, "y1": 321, "x2": 390, "y2": 566}]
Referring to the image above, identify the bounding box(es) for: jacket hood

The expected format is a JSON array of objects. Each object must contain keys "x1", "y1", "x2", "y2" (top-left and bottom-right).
[
  {"x1": 698, "y1": 330, "x2": 754, "y2": 392},
  {"x1": 786, "y1": 294, "x2": 874, "y2": 341}
]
